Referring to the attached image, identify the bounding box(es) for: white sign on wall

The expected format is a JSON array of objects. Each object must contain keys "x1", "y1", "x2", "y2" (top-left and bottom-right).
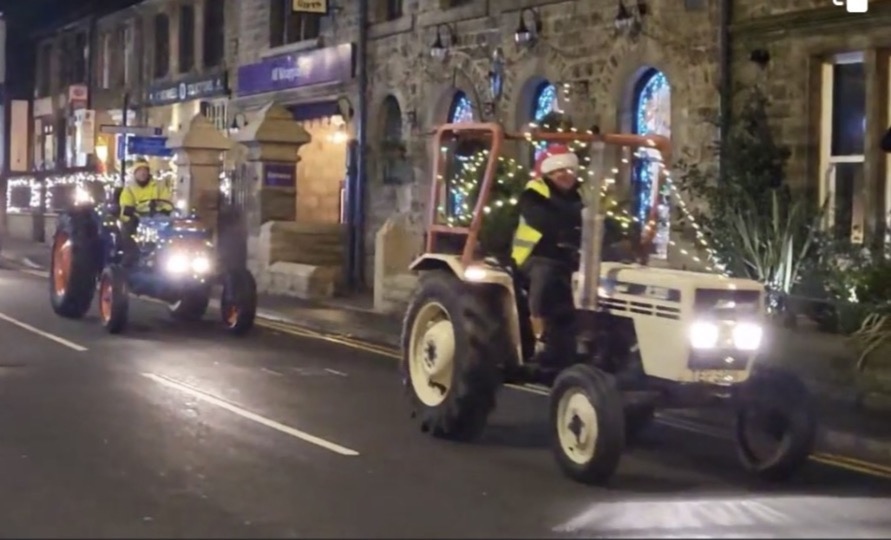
[
  {"x1": 292, "y1": 0, "x2": 327, "y2": 13},
  {"x1": 75, "y1": 109, "x2": 96, "y2": 154}
]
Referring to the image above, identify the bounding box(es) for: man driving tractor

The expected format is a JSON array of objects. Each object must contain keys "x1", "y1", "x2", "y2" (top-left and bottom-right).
[
  {"x1": 118, "y1": 158, "x2": 174, "y2": 265},
  {"x1": 511, "y1": 144, "x2": 583, "y2": 375}
]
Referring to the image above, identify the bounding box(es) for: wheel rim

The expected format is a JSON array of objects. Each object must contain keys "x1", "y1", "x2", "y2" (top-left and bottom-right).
[
  {"x1": 225, "y1": 305, "x2": 239, "y2": 327},
  {"x1": 99, "y1": 276, "x2": 113, "y2": 323},
  {"x1": 557, "y1": 389, "x2": 599, "y2": 465},
  {"x1": 52, "y1": 234, "x2": 72, "y2": 297},
  {"x1": 408, "y1": 301, "x2": 456, "y2": 407}
]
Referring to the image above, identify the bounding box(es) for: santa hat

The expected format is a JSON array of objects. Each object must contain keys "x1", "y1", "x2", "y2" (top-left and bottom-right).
[{"x1": 535, "y1": 144, "x2": 579, "y2": 177}]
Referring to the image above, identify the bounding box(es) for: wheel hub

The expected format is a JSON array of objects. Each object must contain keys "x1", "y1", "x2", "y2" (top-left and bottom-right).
[
  {"x1": 408, "y1": 302, "x2": 456, "y2": 407},
  {"x1": 421, "y1": 321, "x2": 453, "y2": 379},
  {"x1": 557, "y1": 390, "x2": 599, "y2": 465}
]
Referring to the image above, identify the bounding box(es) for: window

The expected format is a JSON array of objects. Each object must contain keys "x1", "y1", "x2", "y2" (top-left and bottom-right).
[
  {"x1": 199, "y1": 100, "x2": 228, "y2": 131},
  {"x1": 154, "y1": 13, "x2": 170, "y2": 78},
  {"x1": 380, "y1": 96, "x2": 404, "y2": 184},
  {"x1": 72, "y1": 32, "x2": 87, "y2": 84},
  {"x1": 632, "y1": 68, "x2": 672, "y2": 259},
  {"x1": 37, "y1": 43, "x2": 52, "y2": 96},
  {"x1": 448, "y1": 91, "x2": 474, "y2": 123},
  {"x1": 203, "y1": 0, "x2": 225, "y2": 67},
  {"x1": 270, "y1": 0, "x2": 321, "y2": 47},
  {"x1": 819, "y1": 52, "x2": 865, "y2": 242},
  {"x1": 385, "y1": 0, "x2": 403, "y2": 20},
  {"x1": 531, "y1": 81, "x2": 558, "y2": 161},
  {"x1": 98, "y1": 33, "x2": 111, "y2": 89},
  {"x1": 178, "y1": 5, "x2": 195, "y2": 73},
  {"x1": 123, "y1": 23, "x2": 133, "y2": 85}
]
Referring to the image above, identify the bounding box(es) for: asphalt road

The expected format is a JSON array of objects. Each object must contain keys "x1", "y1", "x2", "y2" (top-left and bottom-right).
[{"x1": 0, "y1": 262, "x2": 890, "y2": 538}]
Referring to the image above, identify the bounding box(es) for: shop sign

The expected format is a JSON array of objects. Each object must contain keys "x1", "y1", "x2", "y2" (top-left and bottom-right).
[
  {"x1": 263, "y1": 162, "x2": 296, "y2": 188},
  {"x1": 236, "y1": 43, "x2": 354, "y2": 97},
  {"x1": 292, "y1": 0, "x2": 328, "y2": 13},
  {"x1": 146, "y1": 72, "x2": 228, "y2": 106}
]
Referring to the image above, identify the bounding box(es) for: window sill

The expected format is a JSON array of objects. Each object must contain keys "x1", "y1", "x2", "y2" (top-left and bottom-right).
[{"x1": 261, "y1": 39, "x2": 321, "y2": 59}]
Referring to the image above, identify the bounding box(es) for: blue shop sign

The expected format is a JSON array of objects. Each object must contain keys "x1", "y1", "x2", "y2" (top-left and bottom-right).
[
  {"x1": 147, "y1": 72, "x2": 229, "y2": 106},
  {"x1": 236, "y1": 43, "x2": 354, "y2": 97}
]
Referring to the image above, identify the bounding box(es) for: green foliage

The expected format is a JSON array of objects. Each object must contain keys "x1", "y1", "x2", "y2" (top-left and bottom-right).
[{"x1": 677, "y1": 87, "x2": 826, "y2": 310}]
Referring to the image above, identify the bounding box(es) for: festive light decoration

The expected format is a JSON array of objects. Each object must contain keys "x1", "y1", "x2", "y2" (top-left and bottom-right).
[
  {"x1": 532, "y1": 83, "x2": 560, "y2": 160},
  {"x1": 5, "y1": 172, "x2": 118, "y2": 213},
  {"x1": 449, "y1": 91, "x2": 474, "y2": 124},
  {"x1": 633, "y1": 69, "x2": 671, "y2": 228}
]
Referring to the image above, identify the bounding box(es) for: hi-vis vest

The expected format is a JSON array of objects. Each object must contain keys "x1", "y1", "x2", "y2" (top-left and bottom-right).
[
  {"x1": 511, "y1": 179, "x2": 550, "y2": 266},
  {"x1": 119, "y1": 180, "x2": 173, "y2": 220}
]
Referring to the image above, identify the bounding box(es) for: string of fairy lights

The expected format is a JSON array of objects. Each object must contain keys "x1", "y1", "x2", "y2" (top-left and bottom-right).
[
  {"x1": 437, "y1": 124, "x2": 729, "y2": 276},
  {"x1": 5, "y1": 156, "x2": 179, "y2": 213}
]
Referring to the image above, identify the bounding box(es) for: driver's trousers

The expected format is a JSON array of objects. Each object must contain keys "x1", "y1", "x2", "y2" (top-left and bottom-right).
[
  {"x1": 119, "y1": 219, "x2": 140, "y2": 267},
  {"x1": 519, "y1": 256, "x2": 576, "y2": 368}
]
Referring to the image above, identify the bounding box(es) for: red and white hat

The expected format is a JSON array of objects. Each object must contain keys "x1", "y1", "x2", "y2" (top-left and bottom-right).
[{"x1": 534, "y1": 144, "x2": 579, "y2": 177}]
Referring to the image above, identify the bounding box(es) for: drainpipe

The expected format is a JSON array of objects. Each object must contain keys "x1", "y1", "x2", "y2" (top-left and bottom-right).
[
  {"x1": 718, "y1": 0, "x2": 732, "y2": 183},
  {"x1": 347, "y1": 0, "x2": 370, "y2": 291}
]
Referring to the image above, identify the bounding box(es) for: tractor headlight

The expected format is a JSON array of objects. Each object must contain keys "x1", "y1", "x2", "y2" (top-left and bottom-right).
[
  {"x1": 165, "y1": 253, "x2": 190, "y2": 274},
  {"x1": 689, "y1": 321, "x2": 720, "y2": 349},
  {"x1": 732, "y1": 322, "x2": 763, "y2": 351},
  {"x1": 191, "y1": 256, "x2": 211, "y2": 274}
]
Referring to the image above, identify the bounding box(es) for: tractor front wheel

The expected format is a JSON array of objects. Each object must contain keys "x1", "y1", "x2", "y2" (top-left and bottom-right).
[
  {"x1": 220, "y1": 268, "x2": 257, "y2": 335},
  {"x1": 734, "y1": 368, "x2": 817, "y2": 481},
  {"x1": 550, "y1": 364, "x2": 625, "y2": 485},
  {"x1": 98, "y1": 265, "x2": 129, "y2": 334},
  {"x1": 169, "y1": 287, "x2": 211, "y2": 321},
  {"x1": 402, "y1": 270, "x2": 506, "y2": 442}
]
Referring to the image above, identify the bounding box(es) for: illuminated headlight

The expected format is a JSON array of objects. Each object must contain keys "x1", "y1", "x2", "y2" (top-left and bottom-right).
[
  {"x1": 165, "y1": 253, "x2": 190, "y2": 274},
  {"x1": 732, "y1": 322, "x2": 763, "y2": 351},
  {"x1": 463, "y1": 266, "x2": 488, "y2": 281},
  {"x1": 689, "y1": 321, "x2": 719, "y2": 349},
  {"x1": 191, "y1": 256, "x2": 211, "y2": 274}
]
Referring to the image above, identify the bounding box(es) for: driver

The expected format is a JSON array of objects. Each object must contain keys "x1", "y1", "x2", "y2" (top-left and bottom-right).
[
  {"x1": 119, "y1": 158, "x2": 174, "y2": 221},
  {"x1": 118, "y1": 159, "x2": 174, "y2": 265},
  {"x1": 511, "y1": 144, "x2": 582, "y2": 377}
]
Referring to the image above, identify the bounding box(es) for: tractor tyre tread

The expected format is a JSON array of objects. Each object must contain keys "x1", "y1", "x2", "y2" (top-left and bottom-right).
[
  {"x1": 401, "y1": 270, "x2": 506, "y2": 442},
  {"x1": 50, "y1": 210, "x2": 100, "y2": 319}
]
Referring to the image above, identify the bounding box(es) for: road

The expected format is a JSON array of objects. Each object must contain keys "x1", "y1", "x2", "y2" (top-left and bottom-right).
[{"x1": 0, "y1": 262, "x2": 889, "y2": 538}]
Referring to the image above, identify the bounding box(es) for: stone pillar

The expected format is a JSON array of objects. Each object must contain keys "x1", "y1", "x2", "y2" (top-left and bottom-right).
[
  {"x1": 233, "y1": 102, "x2": 311, "y2": 264},
  {"x1": 166, "y1": 113, "x2": 230, "y2": 232},
  {"x1": 864, "y1": 48, "x2": 889, "y2": 247}
]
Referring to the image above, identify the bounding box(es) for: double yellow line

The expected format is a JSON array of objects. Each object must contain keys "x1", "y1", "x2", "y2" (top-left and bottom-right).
[{"x1": 259, "y1": 317, "x2": 891, "y2": 481}]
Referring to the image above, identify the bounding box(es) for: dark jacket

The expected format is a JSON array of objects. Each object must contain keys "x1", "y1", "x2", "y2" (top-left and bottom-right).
[{"x1": 516, "y1": 177, "x2": 582, "y2": 267}]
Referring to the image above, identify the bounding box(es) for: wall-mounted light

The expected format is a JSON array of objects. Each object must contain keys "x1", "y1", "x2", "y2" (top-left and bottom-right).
[
  {"x1": 430, "y1": 23, "x2": 457, "y2": 61},
  {"x1": 615, "y1": 0, "x2": 647, "y2": 35},
  {"x1": 405, "y1": 110, "x2": 418, "y2": 128},
  {"x1": 514, "y1": 8, "x2": 541, "y2": 46},
  {"x1": 328, "y1": 115, "x2": 348, "y2": 144}
]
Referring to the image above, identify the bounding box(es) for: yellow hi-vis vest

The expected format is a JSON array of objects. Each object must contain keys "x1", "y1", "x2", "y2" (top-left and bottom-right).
[{"x1": 511, "y1": 179, "x2": 551, "y2": 266}]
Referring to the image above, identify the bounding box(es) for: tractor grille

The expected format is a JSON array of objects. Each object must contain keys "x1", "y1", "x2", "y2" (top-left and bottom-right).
[
  {"x1": 694, "y1": 288, "x2": 761, "y2": 318},
  {"x1": 688, "y1": 350, "x2": 750, "y2": 371},
  {"x1": 598, "y1": 297, "x2": 681, "y2": 320}
]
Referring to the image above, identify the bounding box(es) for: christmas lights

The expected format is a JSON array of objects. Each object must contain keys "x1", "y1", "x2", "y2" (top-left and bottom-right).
[{"x1": 5, "y1": 172, "x2": 118, "y2": 213}]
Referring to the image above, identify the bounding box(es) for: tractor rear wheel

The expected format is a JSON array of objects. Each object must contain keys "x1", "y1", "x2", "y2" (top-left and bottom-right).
[
  {"x1": 402, "y1": 270, "x2": 506, "y2": 442},
  {"x1": 49, "y1": 212, "x2": 99, "y2": 319},
  {"x1": 550, "y1": 364, "x2": 625, "y2": 485},
  {"x1": 220, "y1": 268, "x2": 257, "y2": 335}
]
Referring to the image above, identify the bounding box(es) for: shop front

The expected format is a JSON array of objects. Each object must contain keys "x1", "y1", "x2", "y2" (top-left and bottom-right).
[{"x1": 235, "y1": 43, "x2": 355, "y2": 225}]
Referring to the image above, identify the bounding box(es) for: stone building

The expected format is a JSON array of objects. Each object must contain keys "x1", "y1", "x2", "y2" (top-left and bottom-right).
[
  {"x1": 230, "y1": 0, "x2": 722, "y2": 304},
  {"x1": 729, "y1": 0, "x2": 891, "y2": 246}
]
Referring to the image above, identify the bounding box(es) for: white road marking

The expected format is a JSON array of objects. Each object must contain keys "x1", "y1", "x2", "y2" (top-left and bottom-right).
[
  {"x1": 261, "y1": 367, "x2": 284, "y2": 376},
  {"x1": 324, "y1": 368, "x2": 347, "y2": 377},
  {"x1": 0, "y1": 311, "x2": 87, "y2": 351},
  {"x1": 22, "y1": 269, "x2": 49, "y2": 278},
  {"x1": 142, "y1": 372, "x2": 360, "y2": 456}
]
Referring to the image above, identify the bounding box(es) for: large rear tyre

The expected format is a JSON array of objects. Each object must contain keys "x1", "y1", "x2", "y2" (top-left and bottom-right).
[
  {"x1": 169, "y1": 287, "x2": 211, "y2": 321},
  {"x1": 734, "y1": 368, "x2": 817, "y2": 481},
  {"x1": 402, "y1": 270, "x2": 506, "y2": 442},
  {"x1": 49, "y1": 212, "x2": 99, "y2": 319},
  {"x1": 220, "y1": 268, "x2": 257, "y2": 335},
  {"x1": 550, "y1": 364, "x2": 625, "y2": 485},
  {"x1": 98, "y1": 265, "x2": 129, "y2": 334}
]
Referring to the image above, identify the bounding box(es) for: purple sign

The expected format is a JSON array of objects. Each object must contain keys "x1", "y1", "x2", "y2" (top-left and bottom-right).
[
  {"x1": 263, "y1": 162, "x2": 296, "y2": 188},
  {"x1": 237, "y1": 43, "x2": 355, "y2": 97}
]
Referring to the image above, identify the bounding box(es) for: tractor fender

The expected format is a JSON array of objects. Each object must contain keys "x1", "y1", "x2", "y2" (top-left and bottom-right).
[{"x1": 408, "y1": 253, "x2": 525, "y2": 369}]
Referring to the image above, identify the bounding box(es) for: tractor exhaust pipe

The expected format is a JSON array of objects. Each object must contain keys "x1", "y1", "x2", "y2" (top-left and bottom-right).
[{"x1": 577, "y1": 141, "x2": 607, "y2": 311}]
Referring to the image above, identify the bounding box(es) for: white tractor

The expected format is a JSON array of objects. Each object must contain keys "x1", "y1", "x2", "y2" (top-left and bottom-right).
[{"x1": 401, "y1": 122, "x2": 817, "y2": 485}]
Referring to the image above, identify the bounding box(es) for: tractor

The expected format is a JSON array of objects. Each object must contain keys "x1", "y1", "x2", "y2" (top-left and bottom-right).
[
  {"x1": 401, "y1": 122, "x2": 817, "y2": 485},
  {"x1": 49, "y1": 185, "x2": 257, "y2": 335}
]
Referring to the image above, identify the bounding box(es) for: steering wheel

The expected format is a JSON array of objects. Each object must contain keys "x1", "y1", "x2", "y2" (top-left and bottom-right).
[{"x1": 147, "y1": 199, "x2": 176, "y2": 216}]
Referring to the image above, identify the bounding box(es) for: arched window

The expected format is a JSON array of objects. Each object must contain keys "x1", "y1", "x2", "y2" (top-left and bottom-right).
[
  {"x1": 531, "y1": 82, "x2": 559, "y2": 161},
  {"x1": 449, "y1": 91, "x2": 474, "y2": 123},
  {"x1": 380, "y1": 96, "x2": 405, "y2": 185},
  {"x1": 632, "y1": 68, "x2": 671, "y2": 257}
]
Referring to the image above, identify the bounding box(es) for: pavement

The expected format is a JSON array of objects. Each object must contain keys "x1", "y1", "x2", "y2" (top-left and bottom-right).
[{"x1": 1, "y1": 243, "x2": 891, "y2": 536}]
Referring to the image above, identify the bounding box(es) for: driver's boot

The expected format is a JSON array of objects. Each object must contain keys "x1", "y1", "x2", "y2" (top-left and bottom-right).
[{"x1": 518, "y1": 317, "x2": 573, "y2": 385}]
